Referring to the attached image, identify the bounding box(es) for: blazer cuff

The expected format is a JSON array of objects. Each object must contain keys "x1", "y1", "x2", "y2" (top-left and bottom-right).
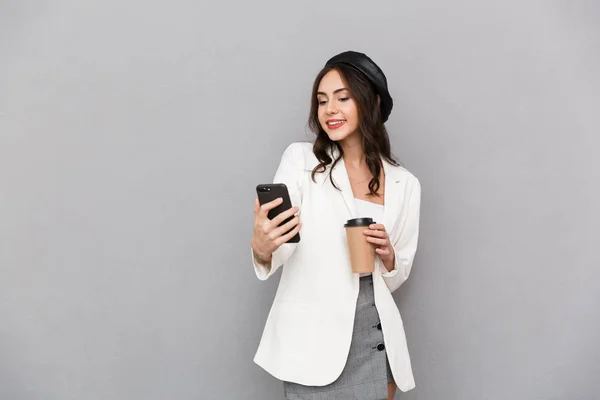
[
  {"x1": 252, "y1": 244, "x2": 295, "y2": 281},
  {"x1": 252, "y1": 247, "x2": 272, "y2": 280}
]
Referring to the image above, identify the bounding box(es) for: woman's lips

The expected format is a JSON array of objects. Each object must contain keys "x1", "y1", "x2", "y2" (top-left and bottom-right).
[{"x1": 327, "y1": 120, "x2": 346, "y2": 130}]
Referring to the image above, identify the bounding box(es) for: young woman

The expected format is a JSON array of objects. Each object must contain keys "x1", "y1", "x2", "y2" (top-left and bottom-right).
[{"x1": 251, "y1": 50, "x2": 421, "y2": 400}]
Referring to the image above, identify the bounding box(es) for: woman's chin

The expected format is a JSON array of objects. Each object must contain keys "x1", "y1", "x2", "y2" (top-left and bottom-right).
[
  {"x1": 325, "y1": 130, "x2": 349, "y2": 142},
  {"x1": 325, "y1": 128, "x2": 361, "y2": 143}
]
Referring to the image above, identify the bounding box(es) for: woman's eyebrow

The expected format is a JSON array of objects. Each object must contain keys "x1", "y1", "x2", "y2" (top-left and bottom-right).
[{"x1": 317, "y1": 88, "x2": 349, "y2": 96}]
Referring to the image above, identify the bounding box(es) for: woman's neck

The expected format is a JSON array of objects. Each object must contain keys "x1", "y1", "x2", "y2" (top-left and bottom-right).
[{"x1": 339, "y1": 134, "x2": 366, "y2": 169}]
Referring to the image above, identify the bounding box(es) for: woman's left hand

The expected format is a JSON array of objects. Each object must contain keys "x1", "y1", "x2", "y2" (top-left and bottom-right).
[{"x1": 363, "y1": 224, "x2": 395, "y2": 270}]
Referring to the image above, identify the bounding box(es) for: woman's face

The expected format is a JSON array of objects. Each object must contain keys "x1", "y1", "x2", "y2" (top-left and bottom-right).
[{"x1": 316, "y1": 69, "x2": 360, "y2": 142}]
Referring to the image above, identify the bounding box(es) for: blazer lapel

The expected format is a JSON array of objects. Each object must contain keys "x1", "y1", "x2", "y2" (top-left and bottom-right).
[
  {"x1": 382, "y1": 160, "x2": 402, "y2": 232},
  {"x1": 330, "y1": 155, "x2": 358, "y2": 219}
]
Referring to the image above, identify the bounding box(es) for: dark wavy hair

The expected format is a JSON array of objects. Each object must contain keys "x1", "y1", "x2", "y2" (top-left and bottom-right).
[{"x1": 308, "y1": 64, "x2": 399, "y2": 197}]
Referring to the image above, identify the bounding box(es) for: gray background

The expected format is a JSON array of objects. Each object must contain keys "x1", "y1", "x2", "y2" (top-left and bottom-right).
[{"x1": 1, "y1": 0, "x2": 598, "y2": 399}]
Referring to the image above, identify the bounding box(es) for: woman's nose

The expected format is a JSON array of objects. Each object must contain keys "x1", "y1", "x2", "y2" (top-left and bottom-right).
[{"x1": 326, "y1": 102, "x2": 338, "y2": 115}]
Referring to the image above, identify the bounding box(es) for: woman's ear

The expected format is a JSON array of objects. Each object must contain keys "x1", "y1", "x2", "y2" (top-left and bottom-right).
[{"x1": 377, "y1": 95, "x2": 381, "y2": 106}]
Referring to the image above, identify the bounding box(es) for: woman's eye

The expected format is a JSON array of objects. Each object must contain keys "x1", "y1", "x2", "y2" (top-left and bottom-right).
[
  {"x1": 339, "y1": 97, "x2": 349, "y2": 102},
  {"x1": 318, "y1": 100, "x2": 327, "y2": 105}
]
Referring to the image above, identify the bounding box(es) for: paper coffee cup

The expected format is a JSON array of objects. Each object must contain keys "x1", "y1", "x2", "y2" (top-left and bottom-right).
[{"x1": 344, "y1": 217, "x2": 376, "y2": 274}]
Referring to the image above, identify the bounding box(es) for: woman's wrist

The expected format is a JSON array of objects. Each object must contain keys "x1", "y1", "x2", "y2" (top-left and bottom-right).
[
  {"x1": 382, "y1": 256, "x2": 395, "y2": 272},
  {"x1": 253, "y1": 250, "x2": 272, "y2": 266}
]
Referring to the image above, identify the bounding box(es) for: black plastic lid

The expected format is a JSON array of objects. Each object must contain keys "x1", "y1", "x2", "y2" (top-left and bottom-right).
[{"x1": 344, "y1": 217, "x2": 375, "y2": 227}]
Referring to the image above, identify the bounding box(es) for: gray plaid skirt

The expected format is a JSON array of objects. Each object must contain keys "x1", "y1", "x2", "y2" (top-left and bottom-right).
[{"x1": 283, "y1": 275, "x2": 393, "y2": 400}]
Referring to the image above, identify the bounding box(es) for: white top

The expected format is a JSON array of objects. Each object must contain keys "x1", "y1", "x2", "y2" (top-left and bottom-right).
[{"x1": 354, "y1": 198, "x2": 385, "y2": 277}]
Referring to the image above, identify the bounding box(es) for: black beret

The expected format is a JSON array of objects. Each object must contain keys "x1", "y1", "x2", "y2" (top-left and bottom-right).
[{"x1": 325, "y1": 50, "x2": 394, "y2": 122}]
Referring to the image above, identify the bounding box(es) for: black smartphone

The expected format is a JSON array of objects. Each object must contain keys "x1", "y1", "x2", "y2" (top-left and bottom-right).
[{"x1": 256, "y1": 183, "x2": 301, "y2": 243}]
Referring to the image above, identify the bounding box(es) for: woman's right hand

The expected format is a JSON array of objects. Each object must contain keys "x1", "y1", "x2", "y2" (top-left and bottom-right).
[{"x1": 251, "y1": 197, "x2": 301, "y2": 263}]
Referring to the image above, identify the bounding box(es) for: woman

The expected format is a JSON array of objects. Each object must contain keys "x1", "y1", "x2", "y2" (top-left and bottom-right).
[{"x1": 251, "y1": 50, "x2": 421, "y2": 400}]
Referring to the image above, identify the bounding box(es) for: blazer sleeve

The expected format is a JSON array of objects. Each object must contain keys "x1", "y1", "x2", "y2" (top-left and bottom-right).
[
  {"x1": 252, "y1": 143, "x2": 306, "y2": 281},
  {"x1": 381, "y1": 177, "x2": 421, "y2": 293}
]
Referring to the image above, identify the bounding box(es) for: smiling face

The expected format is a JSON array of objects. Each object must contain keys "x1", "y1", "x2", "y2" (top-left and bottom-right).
[{"x1": 316, "y1": 69, "x2": 360, "y2": 143}]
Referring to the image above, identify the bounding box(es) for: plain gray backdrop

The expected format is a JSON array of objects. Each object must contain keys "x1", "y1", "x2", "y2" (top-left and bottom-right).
[{"x1": 1, "y1": 0, "x2": 599, "y2": 399}]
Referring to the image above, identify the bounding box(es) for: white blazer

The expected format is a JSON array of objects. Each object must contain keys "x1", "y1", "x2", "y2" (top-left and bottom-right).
[{"x1": 252, "y1": 142, "x2": 421, "y2": 392}]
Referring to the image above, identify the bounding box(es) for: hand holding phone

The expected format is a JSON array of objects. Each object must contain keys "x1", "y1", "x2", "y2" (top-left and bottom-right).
[{"x1": 251, "y1": 184, "x2": 302, "y2": 262}]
